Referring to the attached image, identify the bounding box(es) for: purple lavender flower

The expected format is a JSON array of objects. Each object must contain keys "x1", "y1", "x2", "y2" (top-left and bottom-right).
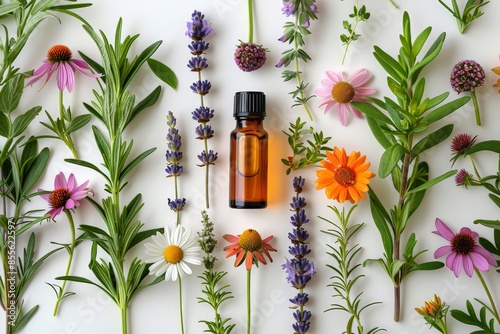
[
  {"x1": 197, "y1": 150, "x2": 218, "y2": 167},
  {"x1": 282, "y1": 1, "x2": 295, "y2": 16},
  {"x1": 192, "y1": 106, "x2": 214, "y2": 123},
  {"x1": 234, "y1": 41, "x2": 267, "y2": 72},
  {"x1": 186, "y1": 11, "x2": 217, "y2": 209},
  {"x1": 189, "y1": 41, "x2": 210, "y2": 55},
  {"x1": 168, "y1": 198, "x2": 186, "y2": 212},
  {"x1": 188, "y1": 57, "x2": 208, "y2": 72},
  {"x1": 195, "y1": 124, "x2": 214, "y2": 140},
  {"x1": 186, "y1": 10, "x2": 213, "y2": 41},
  {"x1": 190, "y1": 79, "x2": 211, "y2": 95},
  {"x1": 283, "y1": 176, "x2": 315, "y2": 333}
]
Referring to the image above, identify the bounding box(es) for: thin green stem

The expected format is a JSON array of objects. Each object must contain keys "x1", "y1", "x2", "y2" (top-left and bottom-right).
[
  {"x1": 293, "y1": 13, "x2": 313, "y2": 121},
  {"x1": 121, "y1": 306, "x2": 128, "y2": 334},
  {"x1": 179, "y1": 277, "x2": 185, "y2": 334},
  {"x1": 53, "y1": 210, "x2": 76, "y2": 316},
  {"x1": 58, "y1": 91, "x2": 79, "y2": 159},
  {"x1": 248, "y1": 0, "x2": 254, "y2": 43},
  {"x1": 470, "y1": 91, "x2": 481, "y2": 126},
  {"x1": 341, "y1": 0, "x2": 361, "y2": 65},
  {"x1": 469, "y1": 156, "x2": 481, "y2": 181},
  {"x1": 475, "y1": 268, "x2": 500, "y2": 325},
  {"x1": 437, "y1": 318, "x2": 449, "y2": 334},
  {"x1": 174, "y1": 175, "x2": 180, "y2": 226},
  {"x1": 204, "y1": 136, "x2": 210, "y2": 209},
  {"x1": 390, "y1": 0, "x2": 398, "y2": 8},
  {"x1": 247, "y1": 269, "x2": 251, "y2": 334}
]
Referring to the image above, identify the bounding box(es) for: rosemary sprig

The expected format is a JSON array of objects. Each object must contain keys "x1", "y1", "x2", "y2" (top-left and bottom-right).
[{"x1": 437, "y1": 0, "x2": 489, "y2": 33}]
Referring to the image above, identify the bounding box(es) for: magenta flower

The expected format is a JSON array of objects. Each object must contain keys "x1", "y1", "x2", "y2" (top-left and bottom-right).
[
  {"x1": 26, "y1": 44, "x2": 101, "y2": 92},
  {"x1": 433, "y1": 218, "x2": 497, "y2": 277},
  {"x1": 39, "y1": 172, "x2": 92, "y2": 220},
  {"x1": 314, "y1": 69, "x2": 375, "y2": 126}
]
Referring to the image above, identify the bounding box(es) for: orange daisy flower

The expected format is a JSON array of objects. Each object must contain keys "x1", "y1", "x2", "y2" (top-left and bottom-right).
[
  {"x1": 223, "y1": 229, "x2": 276, "y2": 270},
  {"x1": 315, "y1": 146, "x2": 375, "y2": 203},
  {"x1": 492, "y1": 65, "x2": 500, "y2": 93}
]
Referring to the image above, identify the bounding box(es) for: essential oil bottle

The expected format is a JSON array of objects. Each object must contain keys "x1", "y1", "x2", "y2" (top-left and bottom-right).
[{"x1": 229, "y1": 91, "x2": 268, "y2": 208}]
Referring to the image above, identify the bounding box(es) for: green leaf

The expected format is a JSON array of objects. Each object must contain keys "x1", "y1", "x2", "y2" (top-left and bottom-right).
[
  {"x1": 128, "y1": 86, "x2": 161, "y2": 126},
  {"x1": 119, "y1": 148, "x2": 156, "y2": 180},
  {"x1": 147, "y1": 58, "x2": 177, "y2": 90},
  {"x1": 0, "y1": 74, "x2": 24, "y2": 114},
  {"x1": 412, "y1": 124, "x2": 453, "y2": 157},
  {"x1": 368, "y1": 187, "x2": 394, "y2": 257},
  {"x1": 474, "y1": 219, "x2": 500, "y2": 230},
  {"x1": 411, "y1": 26, "x2": 432, "y2": 59},
  {"x1": 11, "y1": 305, "x2": 38, "y2": 334},
  {"x1": 65, "y1": 158, "x2": 110, "y2": 181},
  {"x1": 0, "y1": 2, "x2": 21, "y2": 17},
  {"x1": 379, "y1": 144, "x2": 406, "y2": 178},
  {"x1": 465, "y1": 140, "x2": 500, "y2": 155},
  {"x1": 421, "y1": 96, "x2": 470, "y2": 125},
  {"x1": 351, "y1": 101, "x2": 393, "y2": 126},
  {"x1": 488, "y1": 194, "x2": 500, "y2": 209},
  {"x1": 123, "y1": 41, "x2": 162, "y2": 90},
  {"x1": 66, "y1": 114, "x2": 92, "y2": 133},
  {"x1": 128, "y1": 227, "x2": 163, "y2": 251},
  {"x1": 414, "y1": 261, "x2": 445, "y2": 271},
  {"x1": 21, "y1": 147, "x2": 50, "y2": 197},
  {"x1": 0, "y1": 112, "x2": 11, "y2": 137},
  {"x1": 406, "y1": 170, "x2": 456, "y2": 194},
  {"x1": 12, "y1": 107, "x2": 42, "y2": 137}
]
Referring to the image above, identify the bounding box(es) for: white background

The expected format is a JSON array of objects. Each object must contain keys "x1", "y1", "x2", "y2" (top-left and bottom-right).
[{"x1": 4, "y1": 0, "x2": 500, "y2": 333}]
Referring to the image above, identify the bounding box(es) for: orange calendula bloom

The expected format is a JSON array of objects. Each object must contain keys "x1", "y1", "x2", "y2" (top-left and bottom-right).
[
  {"x1": 223, "y1": 229, "x2": 276, "y2": 271},
  {"x1": 415, "y1": 294, "x2": 447, "y2": 318},
  {"x1": 492, "y1": 65, "x2": 500, "y2": 92},
  {"x1": 315, "y1": 146, "x2": 375, "y2": 203}
]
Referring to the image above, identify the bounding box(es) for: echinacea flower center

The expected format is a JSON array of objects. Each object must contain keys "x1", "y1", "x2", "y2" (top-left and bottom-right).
[
  {"x1": 163, "y1": 245, "x2": 184, "y2": 264},
  {"x1": 334, "y1": 166, "x2": 356, "y2": 187},
  {"x1": 451, "y1": 233, "x2": 475, "y2": 255},
  {"x1": 47, "y1": 45, "x2": 72, "y2": 63},
  {"x1": 238, "y1": 229, "x2": 263, "y2": 252},
  {"x1": 332, "y1": 81, "x2": 355, "y2": 104},
  {"x1": 48, "y1": 188, "x2": 71, "y2": 209}
]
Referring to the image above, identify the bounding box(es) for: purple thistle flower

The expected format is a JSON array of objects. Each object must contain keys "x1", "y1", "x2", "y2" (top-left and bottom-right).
[
  {"x1": 197, "y1": 150, "x2": 218, "y2": 166},
  {"x1": 455, "y1": 168, "x2": 474, "y2": 188},
  {"x1": 188, "y1": 41, "x2": 210, "y2": 55},
  {"x1": 168, "y1": 198, "x2": 186, "y2": 212},
  {"x1": 450, "y1": 60, "x2": 485, "y2": 93},
  {"x1": 192, "y1": 106, "x2": 214, "y2": 123},
  {"x1": 186, "y1": 10, "x2": 213, "y2": 41},
  {"x1": 190, "y1": 79, "x2": 212, "y2": 95},
  {"x1": 195, "y1": 124, "x2": 214, "y2": 140},
  {"x1": 187, "y1": 57, "x2": 208, "y2": 72},
  {"x1": 234, "y1": 41, "x2": 267, "y2": 72}
]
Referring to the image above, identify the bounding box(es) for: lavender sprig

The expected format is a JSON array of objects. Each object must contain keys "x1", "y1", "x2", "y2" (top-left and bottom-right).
[
  {"x1": 277, "y1": 0, "x2": 318, "y2": 121},
  {"x1": 282, "y1": 176, "x2": 315, "y2": 333},
  {"x1": 187, "y1": 11, "x2": 218, "y2": 209},
  {"x1": 197, "y1": 211, "x2": 235, "y2": 334},
  {"x1": 166, "y1": 111, "x2": 185, "y2": 225}
]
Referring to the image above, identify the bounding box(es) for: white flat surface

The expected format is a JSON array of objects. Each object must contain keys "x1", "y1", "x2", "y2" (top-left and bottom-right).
[{"x1": 4, "y1": 0, "x2": 500, "y2": 333}]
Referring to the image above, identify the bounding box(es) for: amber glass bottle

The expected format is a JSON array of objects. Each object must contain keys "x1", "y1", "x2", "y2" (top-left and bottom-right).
[{"x1": 229, "y1": 91, "x2": 268, "y2": 208}]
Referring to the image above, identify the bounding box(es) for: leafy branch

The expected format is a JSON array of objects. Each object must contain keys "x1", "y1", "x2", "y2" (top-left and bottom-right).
[
  {"x1": 281, "y1": 117, "x2": 332, "y2": 175},
  {"x1": 437, "y1": 0, "x2": 489, "y2": 33},
  {"x1": 352, "y1": 12, "x2": 468, "y2": 322},
  {"x1": 340, "y1": 1, "x2": 370, "y2": 65}
]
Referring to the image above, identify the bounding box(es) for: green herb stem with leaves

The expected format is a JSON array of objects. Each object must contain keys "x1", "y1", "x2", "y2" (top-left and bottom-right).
[
  {"x1": 437, "y1": 0, "x2": 489, "y2": 34},
  {"x1": 197, "y1": 211, "x2": 234, "y2": 334},
  {"x1": 352, "y1": 12, "x2": 470, "y2": 322},
  {"x1": 340, "y1": 0, "x2": 370, "y2": 65},
  {"x1": 0, "y1": 1, "x2": 90, "y2": 332},
  {"x1": 320, "y1": 205, "x2": 384, "y2": 334},
  {"x1": 277, "y1": 0, "x2": 318, "y2": 121},
  {"x1": 281, "y1": 117, "x2": 331, "y2": 175},
  {"x1": 58, "y1": 19, "x2": 176, "y2": 334}
]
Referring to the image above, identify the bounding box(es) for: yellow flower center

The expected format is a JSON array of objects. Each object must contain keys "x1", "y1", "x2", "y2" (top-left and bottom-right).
[
  {"x1": 334, "y1": 166, "x2": 356, "y2": 187},
  {"x1": 49, "y1": 188, "x2": 71, "y2": 209},
  {"x1": 47, "y1": 45, "x2": 72, "y2": 63},
  {"x1": 163, "y1": 245, "x2": 184, "y2": 264},
  {"x1": 332, "y1": 81, "x2": 355, "y2": 104},
  {"x1": 238, "y1": 229, "x2": 263, "y2": 252}
]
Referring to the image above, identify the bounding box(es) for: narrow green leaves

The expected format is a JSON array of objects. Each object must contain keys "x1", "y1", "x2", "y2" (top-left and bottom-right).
[{"x1": 147, "y1": 58, "x2": 178, "y2": 90}]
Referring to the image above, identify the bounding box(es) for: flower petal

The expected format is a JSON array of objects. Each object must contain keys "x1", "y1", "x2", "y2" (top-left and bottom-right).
[
  {"x1": 433, "y1": 218, "x2": 455, "y2": 241},
  {"x1": 348, "y1": 68, "x2": 372, "y2": 87},
  {"x1": 434, "y1": 245, "x2": 452, "y2": 258}
]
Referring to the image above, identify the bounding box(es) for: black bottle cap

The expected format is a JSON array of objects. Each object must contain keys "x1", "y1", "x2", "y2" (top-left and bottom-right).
[{"x1": 233, "y1": 91, "x2": 266, "y2": 118}]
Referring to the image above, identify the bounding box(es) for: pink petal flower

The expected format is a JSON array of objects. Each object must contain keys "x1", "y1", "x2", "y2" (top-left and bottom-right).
[{"x1": 432, "y1": 218, "x2": 455, "y2": 241}]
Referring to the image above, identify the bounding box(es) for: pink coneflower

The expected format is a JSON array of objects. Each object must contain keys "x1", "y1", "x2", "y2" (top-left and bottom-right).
[
  {"x1": 315, "y1": 69, "x2": 375, "y2": 126},
  {"x1": 433, "y1": 218, "x2": 497, "y2": 277},
  {"x1": 39, "y1": 172, "x2": 92, "y2": 220},
  {"x1": 26, "y1": 44, "x2": 101, "y2": 92}
]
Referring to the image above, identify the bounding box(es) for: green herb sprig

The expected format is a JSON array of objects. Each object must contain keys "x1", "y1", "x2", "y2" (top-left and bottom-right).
[
  {"x1": 277, "y1": 0, "x2": 318, "y2": 121},
  {"x1": 340, "y1": 1, "x2": 370, "y2": 65},
  {"x1": 320, "y1": 205, "x2": 384, "y2": 334},
  {"x1": 437, "y1": 0, "x2": 489, "y2": 33},
  {"x1": 58, "y1": 19, "x2": 176, "y2": 334},
  {"x1": 281, "y1": 117, "x2": 332, "y2": 175},
  {"x1": 352, "y1": 12, "x2": 470, "y2": 322}
]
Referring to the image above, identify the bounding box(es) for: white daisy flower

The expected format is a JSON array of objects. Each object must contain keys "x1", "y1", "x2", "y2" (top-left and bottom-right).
[{"x1": 145, "y1": 224, "x2": 202, "y2": 281}]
